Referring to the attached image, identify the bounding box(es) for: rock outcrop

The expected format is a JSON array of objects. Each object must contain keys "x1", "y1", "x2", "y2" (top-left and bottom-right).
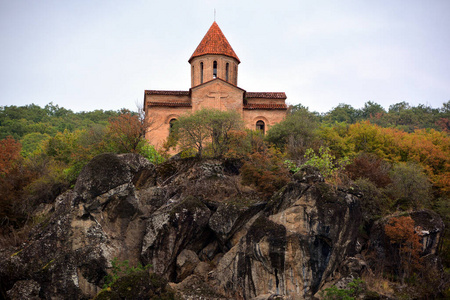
[
  {"x1": 209, "y1": 179, "x2": 361, "y2": 299},
  {"x1": 0, "y1": 155, "x2": 444, "y2": 299}
]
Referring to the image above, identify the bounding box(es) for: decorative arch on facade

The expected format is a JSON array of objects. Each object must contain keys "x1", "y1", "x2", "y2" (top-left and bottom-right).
[
  {"x1": 165, "y1": 114, "x2": 180, "y2": 125},
  {"x1": 253, "y1": 116, "x2": 269, "y2": 134},
  {"x1": 165, "y1": 114, "x2": 180, "y2": 135}
]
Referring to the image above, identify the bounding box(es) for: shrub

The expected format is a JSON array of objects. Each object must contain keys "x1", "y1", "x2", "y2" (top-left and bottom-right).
[
  {"x1": 241, "y1": 147, "x2": 290, "y2": 198},
  {"x1": 386, "y1": 162, "x2": 431, "y2": 210},
  {"x1": 301, "y1": 146, "x2": 349, "y2": 183},
  {"x1": 103, "y1": 257, "x2": 151, "y2": 289},
  {"x1": 345, "y1": 153, "x2": 391, "y2": 188},
  {"x1": 321, "y1": 278, "x2": 365, "y2": 300}
]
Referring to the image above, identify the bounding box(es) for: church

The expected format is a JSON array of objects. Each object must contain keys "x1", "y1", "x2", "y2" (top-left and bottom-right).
[{"x1": 144, "y1": 22, "x2": 287, "y2": 148}]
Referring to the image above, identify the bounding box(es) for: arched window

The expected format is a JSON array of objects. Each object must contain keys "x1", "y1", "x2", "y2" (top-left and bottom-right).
[
  {"x1": 226, "y1": 63, "x2": 229, "y2": 81},
  {"x1": 256, "y1": 120, "x2": 265, "y2": 134},
  {"x1": 200, "y1": 62, "x2": 204, "y2": 84},
  {"x1": 169, "y1": 118, "x2": 177, "y2": 133},
  {"x1": 213, "y1": 61, "x2": 217, "y2": 78}
]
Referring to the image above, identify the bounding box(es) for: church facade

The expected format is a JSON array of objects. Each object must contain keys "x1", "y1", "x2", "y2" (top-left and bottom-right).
[{"x1": 144, "y1": 22, "x2": 287, "y2": 148}]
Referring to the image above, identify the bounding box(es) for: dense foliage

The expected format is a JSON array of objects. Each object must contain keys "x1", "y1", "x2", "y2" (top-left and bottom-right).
[
  {"x1": 0, "y1": 104, "x2": 163, "y2": 236},
  {"x1": 321, "y1": 100, "x2": 450, "y2": 133}
]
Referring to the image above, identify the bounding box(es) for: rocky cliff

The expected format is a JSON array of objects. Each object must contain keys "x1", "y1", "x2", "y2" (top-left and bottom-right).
[{"x1": 0, "y1": 153, "x2": 445, "y2": 299}]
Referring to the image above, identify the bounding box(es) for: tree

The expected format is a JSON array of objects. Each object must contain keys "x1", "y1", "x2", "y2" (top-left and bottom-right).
[
  {"x1": 345, "y1": 153, "x2": 391, "y2": 188},
  {"x1": 302, "y1": 146, "x2": 337, "y2": 178},
  {"x1": 241, "y1": 147, "x2": 290, "y2": 198},
  {"x1": 20, "y1": 132, "x2": 50, "y2": 156},
  {"x1": 172, "y1": 109, "x2": 244, "y2": 157},
  {"x1": 323, "y1": 103, "x2": 359, "y2": 124},
  {"x1": 0, "y1": 136, "x2": 22, "y2": 176},
  {"x1": 359, "y1": 101, "x2": 386, "y2": 119},
  {"x1": 203, "y1": 109, "x2": 243, "y2": 157},
  {"x1": 435, "y1": 118, "x2": 450, "y2": 133},
  {"x1": 384, "y1": 216, "x2": 422, "y2": 281},
  {"x1": 265, "y1": 106, "x2": 319, "y2": 159},
  {"x1": 386, "y1": 162, "x2": 431, "y2": 210},
  {"x1": 106, "y1": 111, "x2": 147, "y2": 153}
]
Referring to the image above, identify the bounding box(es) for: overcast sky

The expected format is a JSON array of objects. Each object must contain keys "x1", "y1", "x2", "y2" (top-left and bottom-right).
[{"x1": 1, "y1": 0, "x2": 449, "y2": 113}]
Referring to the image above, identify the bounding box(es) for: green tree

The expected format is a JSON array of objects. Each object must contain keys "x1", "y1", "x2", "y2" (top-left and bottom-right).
[
  {"x1": 359, "y1": 101, "x2": 386, "y2": 119},
  {"x1": 203, "y1": 109, "x2": 243, "y2": 157},
  {"x1": 265, "y1": 105, "x2": 319, "y2": 159},
  {"x1": 386, "y1": 162, "x2": 432, "y2": 210},
  {"x1": 323, "y1": 103, "x2": 359, "y2": 124},
  {"x1": 20, "y1": 132, "x2": 50, "y2": 156},
  {"x1": 302, "y1": 146, "x2": 348, "y2": 180},
  {"x1": 172, "y1": 109, "x2": 243, "y2": 157}
]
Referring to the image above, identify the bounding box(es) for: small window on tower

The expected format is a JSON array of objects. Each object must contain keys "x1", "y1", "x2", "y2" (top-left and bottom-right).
[
  {"x1": 213, "y1": 61, "x2": 217, "y2": 78},
  {"x1": 200, "y1": 62, "x2": 204, "y2": 84},
  {"x1": 256, "y1": 120, "x2": 265, "y2": 134},
  {"x1": 226, "y1": 63, "x2": 229, "y2": 81}
]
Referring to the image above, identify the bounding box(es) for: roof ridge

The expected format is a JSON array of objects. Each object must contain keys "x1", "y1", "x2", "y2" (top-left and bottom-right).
[{"x1": 246, "y1": 92, "x2": 287, "y2": 99}]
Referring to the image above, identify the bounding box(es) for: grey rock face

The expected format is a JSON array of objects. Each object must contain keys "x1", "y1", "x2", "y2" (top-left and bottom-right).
[
  {"x1": 209, "y1": 201, "x2": 265, "y2": 247},
  {"x1": 74, "y1": 152, "x2": 155, "y2": 205},
  {"x1": 176, "y1": 249, "x2": 201, "y2": 282},
  {"x1": 6, "y1": 280, "x2": 40, "y2": 300},
  {"x1": 210, "y1": 181, "x2": 362, "y2": 299},
  {"x1": 141, "y1": 196, "x2": 212, "y2": 279}
]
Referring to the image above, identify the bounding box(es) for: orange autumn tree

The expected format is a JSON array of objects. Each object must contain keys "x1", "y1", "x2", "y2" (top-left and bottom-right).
[
  {"x1": 106, "y1": 111, "x2": 147, "y2": 153},
  {"x1": 0, "y1": 137, "x2": 36, "y2": 230},
  {"x1": 384, "y1": 216, "x2": 422, "y2": 280},
  {"x1": 0, "y1": 136, "x2": 22, "y2": 176}
]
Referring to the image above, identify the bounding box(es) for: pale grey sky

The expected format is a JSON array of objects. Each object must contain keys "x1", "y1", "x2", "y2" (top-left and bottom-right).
[{"x1": 1, "y1": 0, "x2": 449, "y2": 113}]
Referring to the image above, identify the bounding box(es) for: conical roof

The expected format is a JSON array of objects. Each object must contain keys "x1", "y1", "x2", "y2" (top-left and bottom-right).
[{"x1": 189, "y1": 22, "x2": 240, "y2": 63}]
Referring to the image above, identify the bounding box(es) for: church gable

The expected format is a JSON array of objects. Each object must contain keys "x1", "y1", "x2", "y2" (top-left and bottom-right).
[{"x1": 191, "y1": 78, "x2": 244, "y2": 112}]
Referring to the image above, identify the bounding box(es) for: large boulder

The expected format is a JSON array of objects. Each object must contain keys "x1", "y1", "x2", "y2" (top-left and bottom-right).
[
  {"x1": 141, "y1": 196, "x2": 212, "y2": 280},
  {"x1": 209, "y1": 181, "x2": 362, "y2": 299},
  {"x1": 74, "y1": 152, "x2": 155, "y2": 206},
  {"x1": 209, "y1": 201, "x2": 265, "y2": 248}
]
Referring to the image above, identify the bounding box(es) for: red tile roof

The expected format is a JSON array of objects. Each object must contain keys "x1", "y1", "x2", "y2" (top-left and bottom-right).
[
  {"x1": 147, "y1": 102, "x2": 191, "y2": 107},
  {"x1": 189, "y1": 22, "x2": 240, "y2": 63},
  {"x1": 145, "y1": 90, "x2": 190, "y2": 96},
  {"x1": 244, "y1": 104, "x2": 287, "y2": 110},
  {"x1": 246, "y1": 92, "x2": 287, "y2": 99}
]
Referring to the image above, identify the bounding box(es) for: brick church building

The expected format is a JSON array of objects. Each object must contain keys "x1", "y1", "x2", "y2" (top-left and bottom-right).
[{"x1": 144, "y1": 22, "x2": 287, "y2": 148}]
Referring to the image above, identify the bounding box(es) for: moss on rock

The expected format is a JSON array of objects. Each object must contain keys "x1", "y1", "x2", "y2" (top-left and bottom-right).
[{"x1": 93, "y1": 271, "x2": 176, "y2": 300}]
